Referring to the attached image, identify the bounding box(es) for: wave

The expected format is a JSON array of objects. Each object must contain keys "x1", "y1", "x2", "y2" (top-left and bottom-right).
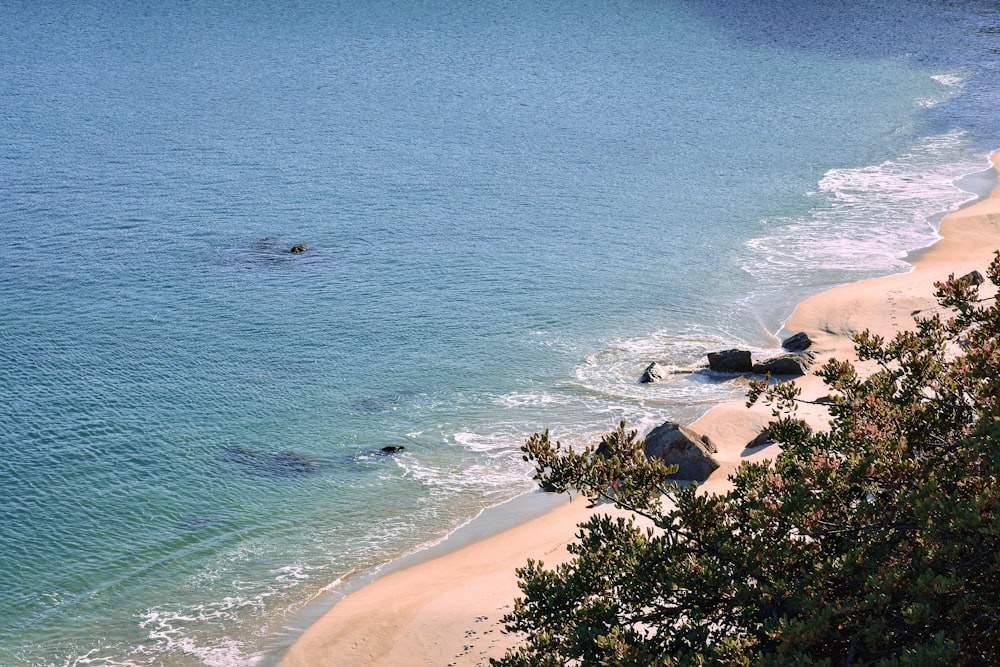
[{"x1": 744, "y1": 131, "x2": 987, "y2": 296}]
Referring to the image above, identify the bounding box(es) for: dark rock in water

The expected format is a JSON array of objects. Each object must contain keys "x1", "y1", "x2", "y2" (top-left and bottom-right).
[
  {"x1": 223, "y1": 445, "x2": 320, "y2": 476},
  {"x1": 223, "y1": 444, "x2": 262, "y2": 467},
  {"x1": 752, "y1": 352, "x2": 816, "y2": 377},
  {"x1": 639, "y1": 362, "x2": 666, "y2": 384},
  {"x1": 958, "y1": 269, "x2": 985, "y2": 285},
  {"x1": 707, "y1": 349, "x2": 753, "y2": 373},
  {"x1": 355, "y1": 390, "x2": 418, "y2": 413},
  {"x1": 643, "y1": 422, "x2": 719, "y2": 481},
  {"x1": 354, "y1": 445, "x2": 407, "y2": 462},
  {"x1": 271, "y1": 451, "x2": 318, "y2": 473},
  {"x1": 781, "y1": 332, "x2": 813, "y2": 352},
  {"x1": 237, "y1": 238, "x2": 312, "y2": 265}
]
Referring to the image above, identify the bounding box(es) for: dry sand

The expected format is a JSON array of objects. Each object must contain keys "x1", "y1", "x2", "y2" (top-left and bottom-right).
[{"x1": 277, "y1": 153, "x2": 1000, "y2": 667}]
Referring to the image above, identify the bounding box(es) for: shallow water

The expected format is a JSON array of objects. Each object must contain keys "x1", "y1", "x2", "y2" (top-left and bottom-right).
[{"x1": 1, "y1": 0, "x2": 998, "y2": 664}]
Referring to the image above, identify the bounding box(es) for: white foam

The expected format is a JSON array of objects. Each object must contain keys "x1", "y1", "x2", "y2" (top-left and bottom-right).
[
  {"x1": 453, "y1": 430, "x2": 515, "y2": 452},
  {"x1": 397, "y1": 448, "x2": 533, "y2": 492},
  {"x1": 316, "y1": 576, "x2": 344, "y2": 594},
  {"x1": 60, "y1": 648, "x2": 137, "y2": 667},
  {"x1": 135, "y1": 605, "x2": 259, "y2": 667},
  {"x1": 930, "y1": 72, "x2": 965, "y2": 88},
  {"x1": 745, "y1": 131, "x2": 986, "y2": 281},
  {"x1": 919, "y1": 72, "x2": 966, "y2": 108},
  {"x1": 104, "y1": 560, "x2": 336, "y2": 667},
  {"x1": 273, "y1": 564, "x2": 312, "y2": 584},
  {"x1": 493, "y1": 391, "x2": 562, "y2": 408},
  {"x1": 570, "y1": 325, "x2": 764, "y2": 413}
]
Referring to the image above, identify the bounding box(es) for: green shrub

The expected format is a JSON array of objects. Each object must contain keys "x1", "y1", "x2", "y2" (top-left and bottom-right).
[{"x1": 495, "y1": 255, "x2": 1000, "y2": 666}]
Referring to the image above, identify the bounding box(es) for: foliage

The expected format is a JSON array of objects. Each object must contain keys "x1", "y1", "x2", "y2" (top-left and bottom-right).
[{"x1": 494, "y1": 255, "x2": 1000, "y2": 666}]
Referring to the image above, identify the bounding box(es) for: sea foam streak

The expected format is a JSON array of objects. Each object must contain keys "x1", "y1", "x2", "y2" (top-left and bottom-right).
[{"x1": 745, "y1": 131, "x2": 986, "y2": 290}]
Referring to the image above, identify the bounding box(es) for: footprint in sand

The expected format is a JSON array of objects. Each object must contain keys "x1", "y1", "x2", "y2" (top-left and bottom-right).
[{"x1": 886, "y1": 289, "x2": 903, "y2": 328}]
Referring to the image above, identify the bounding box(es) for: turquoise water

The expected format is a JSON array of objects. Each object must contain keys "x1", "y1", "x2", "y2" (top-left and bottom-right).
[{"x1": 1, "y1": 1, "x2": 998, "y2": 664}]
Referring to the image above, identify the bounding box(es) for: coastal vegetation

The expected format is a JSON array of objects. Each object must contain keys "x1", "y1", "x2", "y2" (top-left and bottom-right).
[{"x1": 495, "y1": 257, "x2": 1000, "y2": 666}]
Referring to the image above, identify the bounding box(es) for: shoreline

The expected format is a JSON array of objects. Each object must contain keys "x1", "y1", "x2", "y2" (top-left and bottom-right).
[{"x1": 272, "y1": 152, "x2": 1000, "y2": 667}]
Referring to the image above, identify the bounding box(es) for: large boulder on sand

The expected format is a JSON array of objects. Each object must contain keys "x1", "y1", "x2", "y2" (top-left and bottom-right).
[
  {"x1": 745, "y1": 421, "x2": 813, "y2": 450},
  {"x1": 643, "y1": 422, "x2": 719, "y2": 481},
  {"x1": 781, "y1": 332, "x2": 813, "y2": 352},
  {"x1": 752, "y1": 352, "x2": 816, "y2": 377},
  {"x1": 639, "y1": 362, "x2": 666, "y2": 384},
  {"x1": 707, "y1": 349, "x2": 753, "y2": 373},
  {"x1": 958, "y1": 270, "x2": 985, "y2": 286}
]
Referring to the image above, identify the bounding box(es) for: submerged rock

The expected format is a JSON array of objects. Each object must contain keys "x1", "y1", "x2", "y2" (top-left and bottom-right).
[
  {"x1": 355, "y1": 390, "x2": 419, "y2": 413},
  {"x1": 643, "y1": 422, "x2": 719, "y2": 481},
  {"x1": 236, "y1": 237, "x2": 314, "y2": 265},
  {"x1": 223, "y1": 445, "x2": 321, "y2": 476},
  {"x1": 353, "y1": 446, "x2": 408, "y2": 462},
  {"x1": 707, "y1": 349, "x2": 753, "y2": 373}
]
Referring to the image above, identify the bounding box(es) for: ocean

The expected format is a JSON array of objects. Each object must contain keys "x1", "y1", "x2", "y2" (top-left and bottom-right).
[{"x1": 1, "y1": 0, "x2": 998, "y2": 664}]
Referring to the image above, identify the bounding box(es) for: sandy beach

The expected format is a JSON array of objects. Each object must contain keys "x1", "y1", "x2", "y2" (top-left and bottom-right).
[{"x1": 276, "y1": 152, "x2": 1000, "y2": 667}]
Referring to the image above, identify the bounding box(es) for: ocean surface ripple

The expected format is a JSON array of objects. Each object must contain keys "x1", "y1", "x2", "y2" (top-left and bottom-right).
[{"x1": 1, "y1": 0, "x2": 998, "y2": 664}]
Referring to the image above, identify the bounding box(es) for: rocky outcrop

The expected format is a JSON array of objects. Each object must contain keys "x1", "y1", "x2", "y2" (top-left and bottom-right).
[
  {"x1": 746, "y1": 421, "x2": 813, "y2": 450},
  {"x1": 707, "y1": 349, "x2": 753, "y2": 373},
  {"x1": 643, "y1": 422, "x2": 719, "y2": 481},
  {"x1": 290, "y1": 244, "x2": 309, "y2": 253},
  {"x1": 746, "y1": 428, "x2": 772, "y2": 449},
  {"x1": 752, "y1": 352, "x2": 816, "y2": 377},
  {"x1": 959, "y1": 269, "x2": 985, "y2": 285},
  {"x1": 639, "y1": 362, "x2": 666, "y2": 384},
  {"x1": 781, "y1": 332, "x2": 812, "y2": 352}
]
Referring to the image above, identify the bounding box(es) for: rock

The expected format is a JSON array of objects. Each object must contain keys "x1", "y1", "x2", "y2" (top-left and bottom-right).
[
  {"x1": 271, "y1": 451, "x2": 319, "y2": 474},
  {"x1": 223, "y1": 445, "x2": 320, "y2": 476},
  {"x1": 707, "y1": 349, "x2": 753, "y2": 373},
  {"x1": 639, "y1": 362, "x2": 666, "y2": 384},
  {"x1": 745, "y1": 421, "x2": 813, "y2": 449},
  {"x1": 380, "y1": 446, "x2": 405, "y2": 454},
  {"x1": 290, "y1": 244, "x2": 309, "y2": 253},
  {"x1": 958, "y1": 269, "x2": 985, "y2": 285},
  {"x1": 643, "y1": 422, "x2": 719, "y2": 481},
  {"x1": 746, "y1": 428, "x2": 772, "y2": 449},
  {"x1": 752, "y1": 352, "x2": 816, "y2": 377},
  {"x1": 781, "y1": 332, "x2": 812, "y2": 352},
  {"x1": 594, "y1": 440, "x2": 612, "y2": 459}
]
